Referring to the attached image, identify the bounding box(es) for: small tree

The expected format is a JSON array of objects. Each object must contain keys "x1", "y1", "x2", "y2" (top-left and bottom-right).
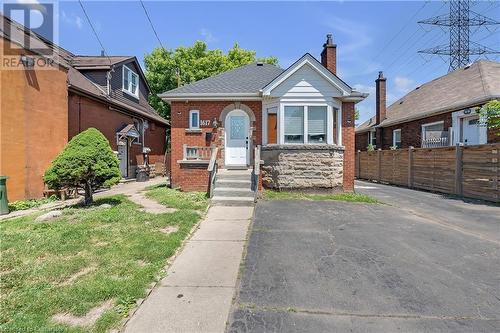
[
  {"x1": 44, "y1": 128, "x2": 121, "y2": 205},
  {"x1": 479, "y1": 100, "x2": 500, "y2": 136}
]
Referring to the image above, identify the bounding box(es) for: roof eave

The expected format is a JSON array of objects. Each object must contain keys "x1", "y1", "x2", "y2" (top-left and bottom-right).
[
  {"x1": 340, "y1": 92, "x2": 369, "y2": 103},
  {"x1": 261, "y1": 53, "x2": 352, "y2": 96},
  {"x1": 380, "y1": 94, "x2": 500, "y2": 127},
  {"x1": 159, "y1": 92, "x2": 262, "y2": 102}
]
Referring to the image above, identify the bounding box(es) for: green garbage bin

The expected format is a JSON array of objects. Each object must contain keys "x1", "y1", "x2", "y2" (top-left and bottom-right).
[{"x1": 0, "y1": 176, "x2": 9, "y2": 215}]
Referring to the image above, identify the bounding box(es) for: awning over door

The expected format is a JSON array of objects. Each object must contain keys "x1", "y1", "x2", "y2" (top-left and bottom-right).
[{"x1": 116, "y1": 124, "x2": 140, "y2": 144}]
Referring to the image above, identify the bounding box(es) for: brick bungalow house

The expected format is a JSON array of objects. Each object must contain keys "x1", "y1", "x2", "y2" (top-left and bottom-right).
[
  {"x1": 0, "y1": 15, "x2": 168, "y2": 201},
  {"x1": 356, "y1": 60, "x2": 500, "y2": 151},
  {"x1": 160, "y1": 35, "x2": 368, "y2": 193}
]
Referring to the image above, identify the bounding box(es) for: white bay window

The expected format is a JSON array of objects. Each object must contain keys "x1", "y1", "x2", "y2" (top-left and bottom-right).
[{"x1": 279, "y1": 104, "x2": 339, "y2": 145}]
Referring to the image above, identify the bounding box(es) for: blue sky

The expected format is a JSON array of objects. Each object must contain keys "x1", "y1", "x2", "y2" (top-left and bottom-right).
[{"x1": 10, "y1": 1, "x2": 500, "y2": 124}]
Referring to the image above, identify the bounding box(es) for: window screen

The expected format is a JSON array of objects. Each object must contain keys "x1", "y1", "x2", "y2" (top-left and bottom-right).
[
  {"x1": 284, "y1": 106, "x2": 304, "y2": 143},
  {"x1": 308, "y1": 106, "x2": 327, "y2": 143}
]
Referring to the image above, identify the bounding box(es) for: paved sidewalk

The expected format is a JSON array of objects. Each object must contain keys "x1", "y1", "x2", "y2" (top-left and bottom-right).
[{"x1": 123, "y1": 205, "x2": 254, "y2": 333}]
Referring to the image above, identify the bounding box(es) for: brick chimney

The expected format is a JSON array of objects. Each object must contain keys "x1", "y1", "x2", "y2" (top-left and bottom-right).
[
  {"x1": 375, "y1": 71, "x2": 387, "y2": 125},
  {"x1": 321, "y1": 34, "x2": 337, "y2": 75}
]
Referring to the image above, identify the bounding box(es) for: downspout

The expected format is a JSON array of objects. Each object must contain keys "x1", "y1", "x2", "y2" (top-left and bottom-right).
[
  {"x1": 106, "y1": 65, "x2": 114, "y2": 96},
  {"x1": 78, "y1": 96, "x2": 82, "y2": 133}
]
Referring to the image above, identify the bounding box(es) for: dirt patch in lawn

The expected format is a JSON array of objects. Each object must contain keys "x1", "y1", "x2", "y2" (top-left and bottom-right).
[
  {"x1": 160, "y1": 225, "x2": 179, "y2": 234},
  {"x1": 59, "y1": 266, "x2": 96, "y2": 286},
  {"x1": 52, "y1": 299, "x2": 114, "y2": 327}
]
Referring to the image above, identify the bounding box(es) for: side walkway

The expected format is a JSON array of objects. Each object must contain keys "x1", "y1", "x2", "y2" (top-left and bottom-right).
[
  {"x1": 123, "y1": 205, "x2": 254, "y2": 333},
  {"x1": 0, "y1": 177, "x2": 167, "y2": 221}
]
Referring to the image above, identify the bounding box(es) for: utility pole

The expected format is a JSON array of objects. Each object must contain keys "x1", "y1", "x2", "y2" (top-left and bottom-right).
[{"x1": 418, "y1": 0, "x2": 499, "y2": 71}]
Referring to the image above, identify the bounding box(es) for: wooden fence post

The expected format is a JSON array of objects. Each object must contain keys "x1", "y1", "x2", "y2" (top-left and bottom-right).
[
  {"x1": 377, "y1": 148, "x2": 382, "y2": 182},
  {"x1": 455, "y1": 143, "x2": 463, "y2": 196},
  {"x1": 494, "y1": 147, "x2": 499, "y2": 202},
  {"x1": 356, "y1": 150, "x2": 361, "y2": 179},
  {"x1": 408, "y1": 146, "x2": 414, "y2": 188}
]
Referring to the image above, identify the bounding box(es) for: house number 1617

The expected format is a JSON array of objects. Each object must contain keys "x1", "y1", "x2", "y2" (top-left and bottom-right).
[{"x1": 200, "y1": 120, "x2": 211, "y2": 126}]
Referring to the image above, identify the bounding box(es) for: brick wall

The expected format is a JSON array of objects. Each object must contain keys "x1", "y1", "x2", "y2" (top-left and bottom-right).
[
  {"x1": 355, "y1": 131, "x2": 369, "y2": 151},
  {"x1": 356, "y1": 112, "x2": 453, "y2": 151},
  {"x1": 0, "y1": 38, "x2": 68, "y2": 200},
  {"x1": 487, "y1": 128, "x2": 500, "y2": 143},
  {"x1": 170, "y1": 101, "x2": 262, "y2": 191},
  {"x1": 342, "y1": 102, "x2": 355, "y2": 192},
  {"x1": 68, "y1": 93, "x2": 167, "y2": 167}
]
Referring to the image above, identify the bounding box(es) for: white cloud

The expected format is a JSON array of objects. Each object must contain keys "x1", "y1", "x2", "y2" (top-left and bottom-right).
[
  {"x1": 321, "y1": 15, "x2": 380, "y2": 80},
  {"x1": 353, "y1": 83, "x2": 375, "y2": 124},
  {"x1": 394, "y1": 76, "x2": 415, "y2": 94},
  {"x1": 200, "y1": 28, "x2": 217, "y2": 43},
  {"x1": 16, "y1": 0, "x2": 40, "y2": 4},
  {"x1": 61, "y1": 10, "x2": 83, "y2": 30}
]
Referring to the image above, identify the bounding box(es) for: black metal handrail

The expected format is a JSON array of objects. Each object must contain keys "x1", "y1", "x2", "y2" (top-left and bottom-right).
[
  {"x1": 207, "y1": 147, "x2": 219, "y2": 198},
  {"x1": 251, "y1": 145, "x2": 261, "y2": 203}
]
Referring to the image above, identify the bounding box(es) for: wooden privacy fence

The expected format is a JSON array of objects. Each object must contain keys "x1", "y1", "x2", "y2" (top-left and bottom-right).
[{"x1": 356, "y1": 143, "x2": 500, "y2": 203}]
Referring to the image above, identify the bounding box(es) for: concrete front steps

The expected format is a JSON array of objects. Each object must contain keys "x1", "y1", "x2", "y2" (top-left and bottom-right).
[{"x1": 211, "y1": 169, "x2": 255, "y2": 206}]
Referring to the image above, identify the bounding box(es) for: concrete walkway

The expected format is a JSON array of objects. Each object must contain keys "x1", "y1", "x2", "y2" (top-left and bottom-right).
[
  {"x1": 123, "y1": 205, "x2": 254, "y2": 333},
  {"x1": 0, "y1": 177, "x2": 167, "y2": 221}
]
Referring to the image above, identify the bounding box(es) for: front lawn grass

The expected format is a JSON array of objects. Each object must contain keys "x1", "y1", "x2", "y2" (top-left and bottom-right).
[
  {"x1": 0, "y1": 187, "x2": 207, "y2": 333},
  {"x1": 263, "y1": 190, "x2": 379, "y2": 203},
  {"x1": 146, "y1": 184, "x2": 208, "y2": 211}
]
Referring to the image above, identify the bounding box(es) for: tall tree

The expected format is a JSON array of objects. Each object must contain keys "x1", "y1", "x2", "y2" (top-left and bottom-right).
[{"x1": 144, "y1": 41, "x2": 278, "y2": 120}]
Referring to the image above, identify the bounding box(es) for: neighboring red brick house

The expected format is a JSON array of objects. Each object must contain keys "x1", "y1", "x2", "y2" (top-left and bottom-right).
[
  {"x1": 0, "y1": 15, "x2": 168, "y2": 201},
  {"x1": 67, "y1": 56, "x2": 168, "y2": 178},
  {"x1": 356, "y1": 60, "x2": 500, "y2": 151},
  {"x1": 160, "y1": 35, "x2": 367, "y2": 193}
]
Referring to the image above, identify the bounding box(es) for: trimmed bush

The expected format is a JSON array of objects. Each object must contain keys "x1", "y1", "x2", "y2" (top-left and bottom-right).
[{"x1": 44, "y1": 128, "x2": 121, "y2": 205}]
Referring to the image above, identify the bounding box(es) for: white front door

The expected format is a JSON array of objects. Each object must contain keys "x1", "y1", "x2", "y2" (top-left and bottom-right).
[
  {"x1": 462, "y1": 116, "x2": 480, "y2": 145},
  {"x1": 117, "y1": 140, "x2": 129, "y2": 178},
  {"x1": 225, "y1": 110, "x2": 249, "y2": 166}
]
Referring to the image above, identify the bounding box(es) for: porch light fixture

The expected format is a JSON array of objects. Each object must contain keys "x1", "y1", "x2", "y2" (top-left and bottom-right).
[
  {"x1": 212, "y1": 118, "x2": 219, "y2": 128},
  {"x1": 20, "y1": 55, "x2": 35, "y2": 68},
  {"x1": 463, "y1": 108, "x2": 472, "y2": 114}
]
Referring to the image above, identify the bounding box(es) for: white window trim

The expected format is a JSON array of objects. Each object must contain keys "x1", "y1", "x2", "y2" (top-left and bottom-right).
[
  {"x1": 369, "y1": 130, "x2": 376, "y2": 147},
  {"x1": 392, "y1": 129, "x2": 401, "y2": 147},
  {"x1": 421, "y1": 120, "x2": 444, "y2": 140},
  {"x1": 278, "y1": 102, "x2": 340, "y2": 145},
  {"x1": 122, "y1": 65, "x2": 140, "y2": 99},
  {"x1": 262, "y1": 103, "x2": 279, "y2": 145},
  {"x1": 189, "y1": 110, "x2": 200, "y2": 130}
]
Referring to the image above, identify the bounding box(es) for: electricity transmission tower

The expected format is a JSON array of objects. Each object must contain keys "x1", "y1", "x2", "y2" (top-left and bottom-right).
[{"x1": 418, "y1": 0, "x2": 499, "y2": 71}]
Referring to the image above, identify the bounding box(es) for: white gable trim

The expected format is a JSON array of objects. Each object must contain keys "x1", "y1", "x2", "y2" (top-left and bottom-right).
[{"x1": 261, "y1": 53, "x2": 351, "y2": 97}]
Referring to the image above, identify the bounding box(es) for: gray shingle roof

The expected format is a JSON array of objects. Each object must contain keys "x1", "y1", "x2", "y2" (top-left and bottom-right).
[
  {"x1": 71, "y1": 56, "x2": 134, "y2": 68},
  {"x1": 356, "y1": 60, "x2": 500, "y2": 132},
  {"x1": 160, "y1": 63, "x2": 284, "y2": 96}
]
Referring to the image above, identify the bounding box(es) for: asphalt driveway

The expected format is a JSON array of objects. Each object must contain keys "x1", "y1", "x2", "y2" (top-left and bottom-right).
[{"x1": 227, "y1": 184, "x2": 500, "y2": 332}]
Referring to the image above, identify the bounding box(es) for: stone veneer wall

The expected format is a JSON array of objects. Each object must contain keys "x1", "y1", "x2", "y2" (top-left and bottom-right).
[{"x1": 261, "y1": 145, "x2": 344, "y2": 191}]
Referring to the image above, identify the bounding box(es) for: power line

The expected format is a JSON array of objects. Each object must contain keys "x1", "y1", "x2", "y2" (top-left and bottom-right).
[
  {"x1": 378, "y1": 1, "x2": 447, "y2": 73},
  {"x1": 392, "y1": 29, "x2": 447, "y2": 74},
  {"x1": 78, "y1": 0, "x2": 111, "y2": 65},
  {"x1": 418, "y1": 0, "x2": 500, "y2": 71},
  {"x1": 372, "y1": 1, "x2": 430, "y2": 61},
  {"x1": 139, "y1": 0, "x2": 166, "y2": 50}
]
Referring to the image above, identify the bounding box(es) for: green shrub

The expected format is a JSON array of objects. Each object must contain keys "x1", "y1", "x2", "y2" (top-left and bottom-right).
[
  {"x1": 44, "y1": 128, "x2": 121, "y2": 205},
  {"x1": 8, "y1": 195, "x2": 58, "y2": 212},
  {"x1": 479, "y1": 100, "x2": 500, "y2": 135}
]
